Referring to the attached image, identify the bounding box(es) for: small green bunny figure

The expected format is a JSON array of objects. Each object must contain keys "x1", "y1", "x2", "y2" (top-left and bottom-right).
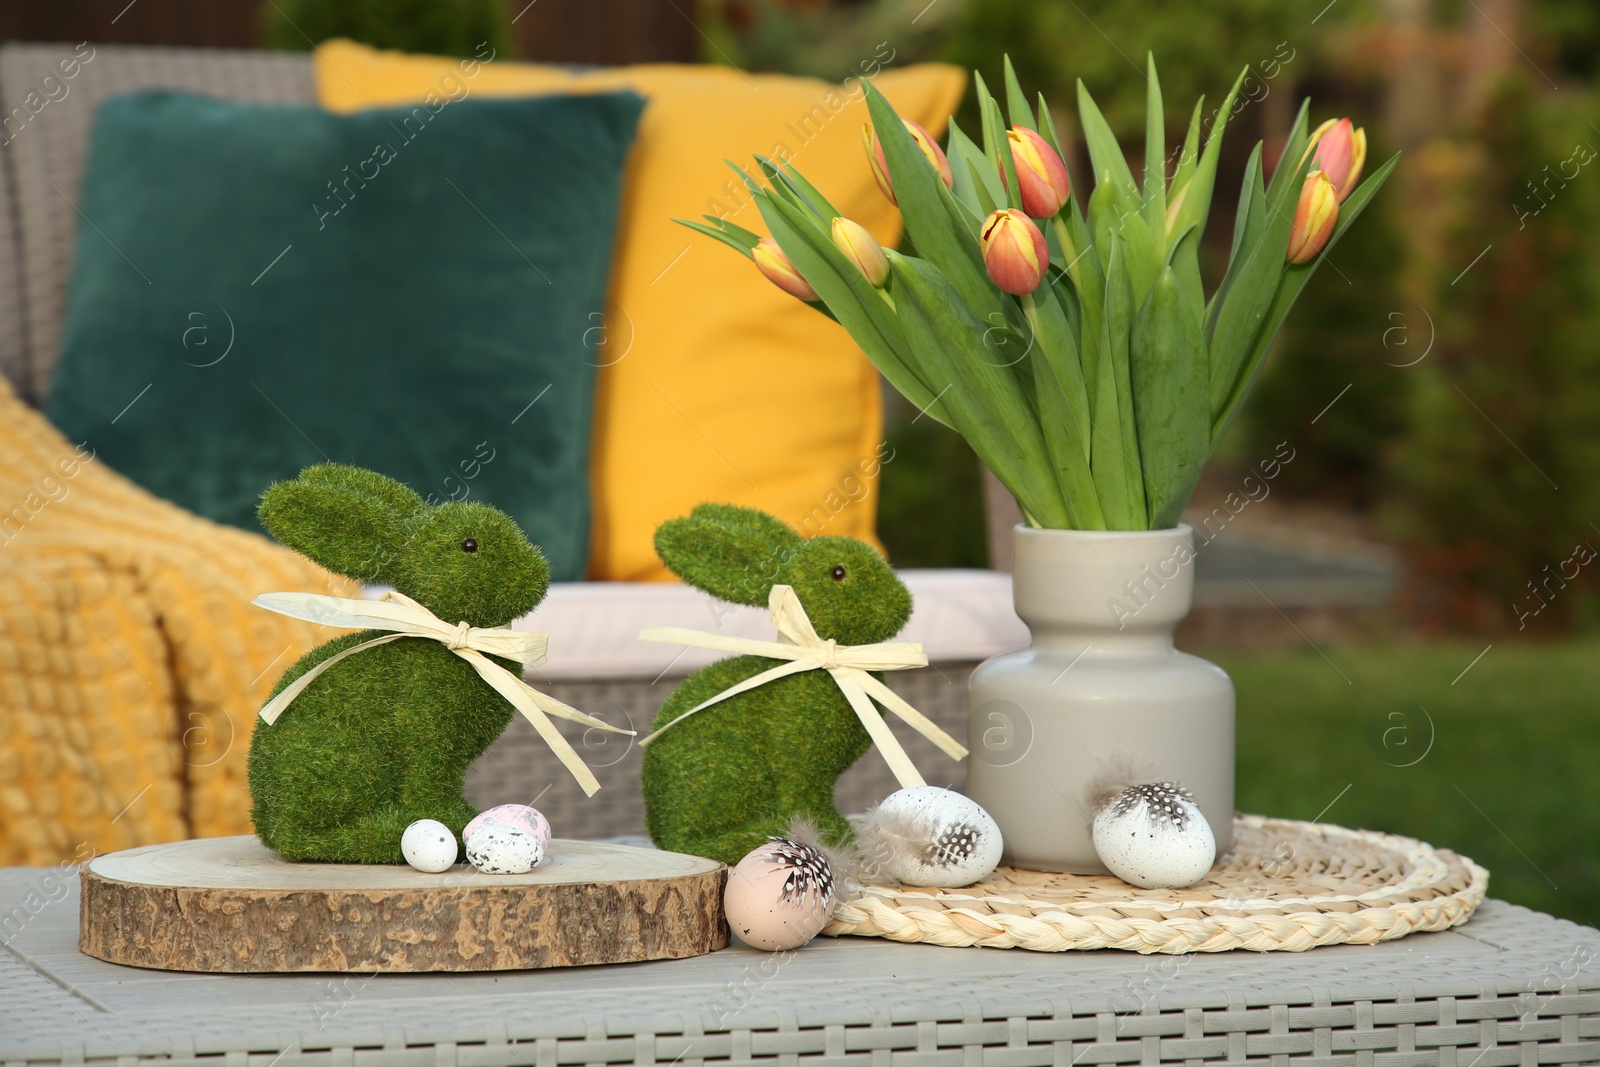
[
  {"x1": 247, "y1": 464, "x2": 550, "y2": 864},
  {"x1": 641, "y1": 504, "x2": 913, "y2": 865}
]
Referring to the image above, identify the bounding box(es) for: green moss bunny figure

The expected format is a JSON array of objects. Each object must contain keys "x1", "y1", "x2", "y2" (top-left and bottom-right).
[
  {"x1": 640, "y1": 503, "x2": 913, "y2": 865},
  {"x1": 247, "y1": 463, "x2": 550, "y2": 864}
]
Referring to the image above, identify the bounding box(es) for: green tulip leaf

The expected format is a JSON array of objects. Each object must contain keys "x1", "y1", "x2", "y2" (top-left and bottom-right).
[
  {"x1": 756, "y1": 189, "x2": 935, "y2": 416},
  {"x1": 1035, "y1": 91, "x2": 1085, "y2": 228},
  {"x1": 1205, "y1": 141, "x2": 1267, "y2": 338},
  {"x1": 1025, "y1": 289, "x2": 1105, "y2": 529},
  {"x1": 1076, "y1": 79, "x2": 1139, "y2": 202},
  {"x1": 948, "y1": 118, "x2": 1000, "y2": 216},
  {"x1": 1166, "y1": 67, "x2": 1247, "y2": 252},
  {"x1": 777, "y1": 161, "x2": 843, "y2": 223},
  {"x1": 1141, "y1": 54, "x2": 1168, "y2": 238},
  {"x1": 1262, "y1": 98, "x2": 1312, "y2": 209},
  {"x1": 675, "y1": 216, "x2": 760, "y2": 255},
  {"x1": 1133, "y1": 266, "x2": 1209, "y2": 527},
  {"x1": 1002, "y1": 55, "x2": 1035, "y2": 132},
  {"x1": 977, "y1": 74, "x2": 1023, "y2": 213},
  {"x1": 1211, "y1": 151, "x2": 1400, "y2": 442},
  {"x1": 1206, "y1": 142, "x2": 1314, "y2": 420},
  {"x1": 1168, "y1": 97, "x2": 1205, "y2": 203},
  {"x1": 1082, "y1": 236, "x2": 1130, "y2": 527},
  {"x1": 1023, "y1": 284, "x2": 1091, "y2": 460},
  {"x1": 864, "y1": 80, "x2": 1006, "y2": 323},
  {"x1": 963, "y1": 158, "x2": 1000, "y2": 218},
  {"x1": 1103, "y1": 235, "x2": 1146, "y2": 525},
  {"x1": 889, "y1": 252, "x2": 1069, "y2": 527}
]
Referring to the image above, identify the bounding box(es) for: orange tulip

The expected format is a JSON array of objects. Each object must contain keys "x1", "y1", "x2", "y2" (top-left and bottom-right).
[
  {"x1": 751, "y1": 237, "x2": 819, "y2": 301},
  {"x1": 1285, "y1": 171, "x2": 1340, "y2": 265},
  {"x1": 1302, "y1": 118, "x2": 1367, "y2": 202},
  {"x1": 980, "y1": 208, "x2": 1049, "y2": 295},
  {"x1": 830, "y1": 217, "x2": 889, "y2": 287},
  {"x1": 864, "y1": 119, "x2": 954, "y2": 204},
  {"x1": 1003, "y1": 126, "x2": 1072, "y2": 218}
]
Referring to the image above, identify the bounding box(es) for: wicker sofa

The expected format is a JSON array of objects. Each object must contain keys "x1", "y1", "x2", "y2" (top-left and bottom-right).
[{"x1": 0, "y1": 42, "x2": 1027, "y2": 841}]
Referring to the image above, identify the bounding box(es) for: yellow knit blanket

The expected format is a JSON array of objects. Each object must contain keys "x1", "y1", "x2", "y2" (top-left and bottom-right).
[{"x1": 0, "y1": 378, "x2": 354, "y2": 866}]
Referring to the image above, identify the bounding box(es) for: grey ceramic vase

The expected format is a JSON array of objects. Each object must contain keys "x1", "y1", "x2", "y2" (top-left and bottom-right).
[{"x1": 965, "y1": 524, "x2": 1235, "y2": 872}]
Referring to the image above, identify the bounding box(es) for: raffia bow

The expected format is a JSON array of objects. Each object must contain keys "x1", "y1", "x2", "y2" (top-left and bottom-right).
[
  {"x1": 637, "y1": 584, "x2": 967, "y2": 787},
  {"x1": 252, "y1": 590, "x2": 632, "y2": 796}
]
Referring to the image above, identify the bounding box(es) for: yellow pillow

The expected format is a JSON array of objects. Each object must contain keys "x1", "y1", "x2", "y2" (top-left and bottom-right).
[{"x1": 313, "y1": 40, "x2": 966, "y2": 581}]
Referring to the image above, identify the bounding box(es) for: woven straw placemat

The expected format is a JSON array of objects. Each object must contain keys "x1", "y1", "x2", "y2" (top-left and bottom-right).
[{"x1": 824, "y1": 814, "x2": 1488, "y2": 953}]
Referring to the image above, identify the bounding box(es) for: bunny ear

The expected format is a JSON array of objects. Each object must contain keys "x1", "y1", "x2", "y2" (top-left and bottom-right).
[
  {"x1": 296, "y1": 463, "x2": 426, "y2": 517},
  {"x1": 655, "y1": 504, "x2": 801, "y2": 606},
  {"x1": 258, "y1": 464, "x2": 410, "y2": 583},
  {"x1": 687, "y1": 503, "x2": 805, "y2": 549}
]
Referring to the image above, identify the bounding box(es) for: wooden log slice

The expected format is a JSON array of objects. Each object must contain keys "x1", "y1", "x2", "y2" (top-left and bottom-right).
[{"x1": 80, "y1": 836, "x2": 727, "y2": 973}]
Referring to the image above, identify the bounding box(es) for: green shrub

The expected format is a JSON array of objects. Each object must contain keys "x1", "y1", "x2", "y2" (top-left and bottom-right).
[
  {"x1": 1389, "y1": 78, "x2": 1600, "y2": 632},
  {"x1": 260, "y1": 0, "x2": 515, "y2": 59},
  {"x1": 942, "y1": 0, "x2": 1305, "y2": 136},
  {"x1": 876, "y1": 412, "x2": 990, "y2": 569}
]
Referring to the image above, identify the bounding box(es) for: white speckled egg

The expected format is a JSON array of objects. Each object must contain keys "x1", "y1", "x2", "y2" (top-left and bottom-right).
[
  {"x1": 401, "y1": 819, "x2": 458, "y2": 873},
  {"x1": 463, "y1": 804, "x2": 552, "y2": 852},
  {"x1": 465, "y1": 823, "x2": 545, "y2": 875},
  {"x1": 723, "y1": 839, "x2": 836, "y2": 951},
  {"x1": 862, "y1": 786, "x2": 1004, "y2": 887},
  {"x1": 1092, "y1": 782, "x2": 1216, "y2": 889}
]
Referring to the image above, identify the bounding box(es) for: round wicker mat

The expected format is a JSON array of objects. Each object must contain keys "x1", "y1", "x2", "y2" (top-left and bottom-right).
[{"x1": 824, "y1": 814, "x2": 1488, "y2": 954}]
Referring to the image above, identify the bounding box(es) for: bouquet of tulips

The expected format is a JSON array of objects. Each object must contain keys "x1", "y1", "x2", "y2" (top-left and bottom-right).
[{"x1": 679, "y1": 56, "x2": 1396, "y2": 530}]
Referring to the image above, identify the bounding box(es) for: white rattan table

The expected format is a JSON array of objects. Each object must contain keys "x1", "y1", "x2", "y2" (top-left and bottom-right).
[{"x1": 1, "y1": 868, "x2": 1596, "y2": 1066}]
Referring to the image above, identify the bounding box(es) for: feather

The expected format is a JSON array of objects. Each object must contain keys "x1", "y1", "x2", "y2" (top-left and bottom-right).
[
  {"x1": 780, "y1": 814, "x2": 867, "y2": 900},
  {"x1": 850, "y1": 799, "x2": 946, "y2": 885}
]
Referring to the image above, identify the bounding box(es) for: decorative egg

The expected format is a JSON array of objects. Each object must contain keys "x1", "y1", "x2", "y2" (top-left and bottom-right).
[
  {"x1": 464, "y1": 804, "x2": 552, "y2": 852},
  {"x1": 723, "y1": 839, "x2": 836, "y2": 951},
  {"x1": 401, "y1": 819, "x2": 458, "y2": 873},
  {"x1": 862, "y1": 786, "x2": 1004, "y2": 887},
  {"x1": 1092, "y1": 781, "x2": 1217, "y2": 889},
  {"x1": 465, "y1": 823, "x2": 545, "y2": 875}
]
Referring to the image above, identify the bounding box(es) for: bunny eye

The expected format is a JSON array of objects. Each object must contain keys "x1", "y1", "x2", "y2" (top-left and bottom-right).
[
  {"x1": 831, "y1": 565, "x2": 847, "y2": 581},
  {"x1": 461, "y1": 538, "x2": 479, "y2": 553}
]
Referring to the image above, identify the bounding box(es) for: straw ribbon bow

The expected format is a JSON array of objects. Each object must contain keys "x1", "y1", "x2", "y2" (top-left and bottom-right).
[
  {"x1": 252, "y1": 590, "x2": 632, "y2": 796},
  {"x1": 638, "y1": 584, "x2": 967, "y2": 788}
]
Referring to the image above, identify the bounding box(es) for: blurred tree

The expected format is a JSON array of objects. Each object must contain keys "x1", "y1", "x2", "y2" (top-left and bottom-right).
[
  {"x1": 1389, "y1": 76, "x2": 1600, "y2": 632},
  {"x1": 941, "y1": 0, "x2": 1317, "y2": 139},
  {"x1": 261, "y1": 0, "x2": 515, "y2": 59},
  {"x1": 1532, "y1": 0, "x2": 1600, "y2": 80},
  {"x1": 697, "y1": 0, "x2": 958, "y2": 79},
  {"x1": 1378, "y1": 0, "x2": 1442, "y2": 155}
]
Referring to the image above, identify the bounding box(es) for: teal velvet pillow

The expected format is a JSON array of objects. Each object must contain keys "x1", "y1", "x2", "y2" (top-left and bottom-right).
[{"x1": 46, "y1": 88, "x2": 644, "y2": 581}]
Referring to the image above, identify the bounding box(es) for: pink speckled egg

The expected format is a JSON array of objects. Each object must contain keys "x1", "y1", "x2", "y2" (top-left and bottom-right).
[
  {"x1": 724, "y1": 839, "x2": 836, "y2": 951},
  {"x1": 463, "y1": 804, "x2": 551, "y2": 852}
]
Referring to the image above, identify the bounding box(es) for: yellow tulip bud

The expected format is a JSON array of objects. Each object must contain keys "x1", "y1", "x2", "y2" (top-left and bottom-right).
[
  {"x1": 1286, "y1": 171, "x2": 1340, "y2": 265},
  {"x1": 830, "y1": 217, "x2": 889, "y2": 287},
  {"x1": 751, "y1": 237, "x2": 819, "y2": 301}
]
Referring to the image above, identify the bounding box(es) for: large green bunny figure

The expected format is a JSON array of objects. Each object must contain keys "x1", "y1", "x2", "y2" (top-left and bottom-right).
[
  {"x1": 640, "y1": 503, "x2": 913, "y2": 865},
  {"x1": 247, "y1": 464, "x2": 550, "y2": 864}
]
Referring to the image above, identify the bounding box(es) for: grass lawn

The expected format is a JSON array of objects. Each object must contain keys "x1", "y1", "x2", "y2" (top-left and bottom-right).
[{"x1": 1204, "y1": 636, "x2": 1600, "y2": 928}]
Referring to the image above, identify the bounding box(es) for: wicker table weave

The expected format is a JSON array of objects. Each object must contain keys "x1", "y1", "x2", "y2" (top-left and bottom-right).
[{"x1": 1, "y1": 867, "x2": 1596, "y2": 1067}]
